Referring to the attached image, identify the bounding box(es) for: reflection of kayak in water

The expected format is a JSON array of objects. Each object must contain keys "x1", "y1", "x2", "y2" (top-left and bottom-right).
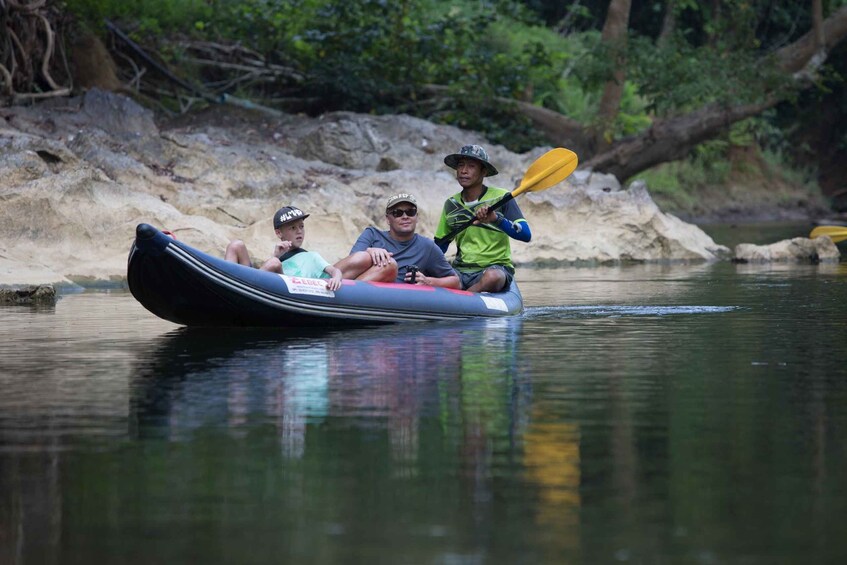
[{"x1": 128, "y1": 224, "x2": 523, "y2": 327}]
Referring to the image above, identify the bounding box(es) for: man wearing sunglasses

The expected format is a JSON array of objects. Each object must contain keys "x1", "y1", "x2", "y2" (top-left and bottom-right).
[
  {"x1": 435, "y1": 145, "x2": 531, "y2": 293},
  {"x1": 334, "y1": 193, "x2": 460, "y2": 288}
]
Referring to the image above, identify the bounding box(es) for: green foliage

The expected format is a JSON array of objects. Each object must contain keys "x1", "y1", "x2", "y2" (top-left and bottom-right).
[
  {"x1": 612, "y1": 82, "x2": 653, "y2": 136},
  {"x1": 760, "y1": 148, "x2": 819, "y2": 192},
  {"x1": 631, "y1": 149, "x2": 732, "y2": 215},
  {"x1": 298, "y1": 0, "x2": 482, "y2": 110},
  {"x1": 627, "y1": 35, "x2": 790, "y2": 116},
  {"x1": 632, "y1": 163, "x2": 697, "y2": 210},
  {"x1": 65, "y1": 0, "x2": 213, "y2": 36},
  {"x1": 633, "y1": 116, "x2": 824, "y2": 217},
  {"x1": 210, "y1": 0, "x2": 322, "y2": 62},
  {"x1": 437, "y1": 95, "x2": 548, "y2": 152},
  {"x1": 61, "y1": 0, "x2": 844, "y2": 166}
]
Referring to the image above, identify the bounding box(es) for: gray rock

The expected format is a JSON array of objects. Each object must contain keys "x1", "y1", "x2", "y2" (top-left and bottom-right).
[
  {"x1": 0, "y1": 93, "x2": 754, "y2": 286},
  {"x1": 81, "y1": 88, "x2": 159, "y2": 140},
  {"x1": 0, "y1": 284, "x2": 56, "y2": 305},
  {"x1": 734, "y1": 236, "x2": 840, "y2": 263}
]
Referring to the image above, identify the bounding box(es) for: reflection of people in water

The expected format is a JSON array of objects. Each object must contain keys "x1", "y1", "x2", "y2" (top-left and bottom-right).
[
  {"x1": 127, "y1": 319, "x2": 584, "y2": 550},
  {"x1": 453, "y1": 318, "x2": 529, "y2": 487},
  {"x1": 325, "y1": 325, "x2": 467, "y2": 475},
  {"x1": 131, "y1": 329, "x2": 332, "y2": 456},
  {"x1": 131, "y1": 319, "x2": 533, "y2": 483},
  {"x1": 133, "y1": 321, "x2": 528, "y2": 464},
  {"x1": 264, "y1": 345, "x2": 330, "y2": 458}
]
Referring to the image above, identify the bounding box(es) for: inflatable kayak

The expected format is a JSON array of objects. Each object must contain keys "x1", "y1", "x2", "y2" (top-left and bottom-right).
[{"x1": 127, "y1": 223, "x2": 523, "y2": 327}]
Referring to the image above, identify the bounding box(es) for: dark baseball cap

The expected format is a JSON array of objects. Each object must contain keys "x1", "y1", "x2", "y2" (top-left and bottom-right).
[{"x1": 273, "y1": 206, "x2": 309, "y2": 229}]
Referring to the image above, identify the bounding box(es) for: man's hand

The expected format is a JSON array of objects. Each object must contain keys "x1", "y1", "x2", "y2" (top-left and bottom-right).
[
  {"x1": 367, "y1": 247, "x2": 393, "y2": 267},
  {"x1": 403, "y1": 271, "x2": 429, "y2": 285}
]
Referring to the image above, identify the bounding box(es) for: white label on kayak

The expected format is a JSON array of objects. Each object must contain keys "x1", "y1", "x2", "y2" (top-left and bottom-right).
[
  {"x1": 480, "y1": 295, "x2": 508, "y2": 312},
  {"x1": 280, "y1": 275, "x2": 335, "y2": 297}
]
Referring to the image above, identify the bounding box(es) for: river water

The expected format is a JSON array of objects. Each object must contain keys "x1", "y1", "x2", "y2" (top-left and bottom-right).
[{"x1": 2, "y1": 246, "x2": 847, "y2": 563}]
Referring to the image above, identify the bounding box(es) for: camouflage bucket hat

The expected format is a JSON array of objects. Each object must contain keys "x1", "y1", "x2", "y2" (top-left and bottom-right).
[{"x1": 443, "y1": 144, "x2": 498, "y2": 177}]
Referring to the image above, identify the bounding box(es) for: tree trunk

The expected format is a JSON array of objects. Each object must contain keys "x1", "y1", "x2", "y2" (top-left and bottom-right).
[
  {"x1": 657, "y1": 0, "x2": 676, "y2": 47},
  {"x1": 507, "y1": 5, "x2": 847, "y2": 181},
  {"x1": 511, "y1": 98, "x2": 591, "y2": 157},
  {"x1": 593, "y1": 0, "x2": 632, "y2": 151},
  {"x1": 813, "y1": 0, "x2": 825, "y2": 49},
  {"x1": 583, "y1": 99, "x2": 775, "y2": 180},
  {"x1": 777, "y1": 0, "x2": 846, "y2": 75},
  {"x1": 420, "y1": 84, "x2": 593, "y2": 158},
  {"x1": 578, "y1": 5, "x2": 847, "y2": 180}
]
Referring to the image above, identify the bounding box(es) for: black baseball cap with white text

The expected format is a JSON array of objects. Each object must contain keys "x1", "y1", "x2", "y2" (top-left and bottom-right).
[{"x1": 273, "y1": 206, "x2": 309, "y2": 229}]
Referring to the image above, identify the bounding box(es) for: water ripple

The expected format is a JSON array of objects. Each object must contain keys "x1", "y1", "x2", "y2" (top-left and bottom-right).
[{"x1": 524, "y1": 304, "x2": 741, "y2": 318}]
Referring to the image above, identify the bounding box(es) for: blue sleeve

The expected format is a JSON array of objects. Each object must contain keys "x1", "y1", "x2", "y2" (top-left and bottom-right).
[
  {"x1": 498, "y1": 216, "x2": 531, "y2": 242},
  {"x1": 498, "y1": 197, "x2": 530, "y2": 242}
]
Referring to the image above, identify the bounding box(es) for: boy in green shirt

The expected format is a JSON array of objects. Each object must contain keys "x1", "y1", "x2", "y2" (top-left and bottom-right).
[{"x1": 225, "y1": 206, "x2": 342, "y2": 291}]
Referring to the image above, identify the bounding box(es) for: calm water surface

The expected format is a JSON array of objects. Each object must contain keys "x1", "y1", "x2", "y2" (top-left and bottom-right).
[{"x1": 2, "y1": 259, "x2": 847, "y2": 564}]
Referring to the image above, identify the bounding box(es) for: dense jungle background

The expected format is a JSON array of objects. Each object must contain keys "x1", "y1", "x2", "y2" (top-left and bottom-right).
[{"x1": 3, "y1": 0, "x2": 847, "y2": 220}]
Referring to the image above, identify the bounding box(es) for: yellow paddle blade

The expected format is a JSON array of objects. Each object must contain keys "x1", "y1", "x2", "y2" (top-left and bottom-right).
[
  {"x1": 512, "y1": 147, "x2": 579, "y2": 197},
  {"x1": 810, "y1": 226, "x2": 847, "y2": 243}
]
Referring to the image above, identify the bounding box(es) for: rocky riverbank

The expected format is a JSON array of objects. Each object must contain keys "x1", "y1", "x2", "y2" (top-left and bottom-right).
[{"x1": 0, "y1": 89, "x2": 838, "y2": 289}]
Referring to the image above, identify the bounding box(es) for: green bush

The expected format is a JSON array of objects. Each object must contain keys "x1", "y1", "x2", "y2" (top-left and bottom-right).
[
  {"x1": 61, "y1": 0, "x2": 830, "y2": 173},
  {"x1": 65, "y1": 0, "x2": 213, "y2": 35}
]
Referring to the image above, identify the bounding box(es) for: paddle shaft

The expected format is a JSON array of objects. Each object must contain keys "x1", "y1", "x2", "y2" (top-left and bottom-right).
[{"x1": 439, "y1": 192, "x2": 515, "y2": 242}]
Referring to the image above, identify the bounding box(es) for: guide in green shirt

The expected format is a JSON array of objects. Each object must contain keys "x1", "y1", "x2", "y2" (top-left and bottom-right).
[{"x1": 435, "y1": 145, "x2": 532, "y2": 293}]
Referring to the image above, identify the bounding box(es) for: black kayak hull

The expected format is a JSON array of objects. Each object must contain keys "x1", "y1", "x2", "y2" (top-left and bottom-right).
[{"x1": 127, "y1": 224, "x2": 523, "y2": 327}]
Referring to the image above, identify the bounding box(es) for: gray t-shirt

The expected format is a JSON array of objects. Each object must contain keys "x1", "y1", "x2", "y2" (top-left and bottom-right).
[{"x1": 350, "y1": 228, "x2": 457, "y2": 283}]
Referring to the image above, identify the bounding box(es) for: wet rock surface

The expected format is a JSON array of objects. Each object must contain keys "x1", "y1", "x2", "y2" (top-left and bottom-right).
[
  {"x1": 0, "y1": 284, "x2": 57, "y2": 305},
  {"x1": 734, "y1": 236, "x2": 840, "y2": 263},
  {"x1": 3, "y1": 89, "x2": 829, "y2": 286}
]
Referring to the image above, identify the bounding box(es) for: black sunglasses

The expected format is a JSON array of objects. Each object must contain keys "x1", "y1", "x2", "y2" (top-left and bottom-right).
[{"x1": 388, "y1": 208, "x2": 417, "y2": 218}]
